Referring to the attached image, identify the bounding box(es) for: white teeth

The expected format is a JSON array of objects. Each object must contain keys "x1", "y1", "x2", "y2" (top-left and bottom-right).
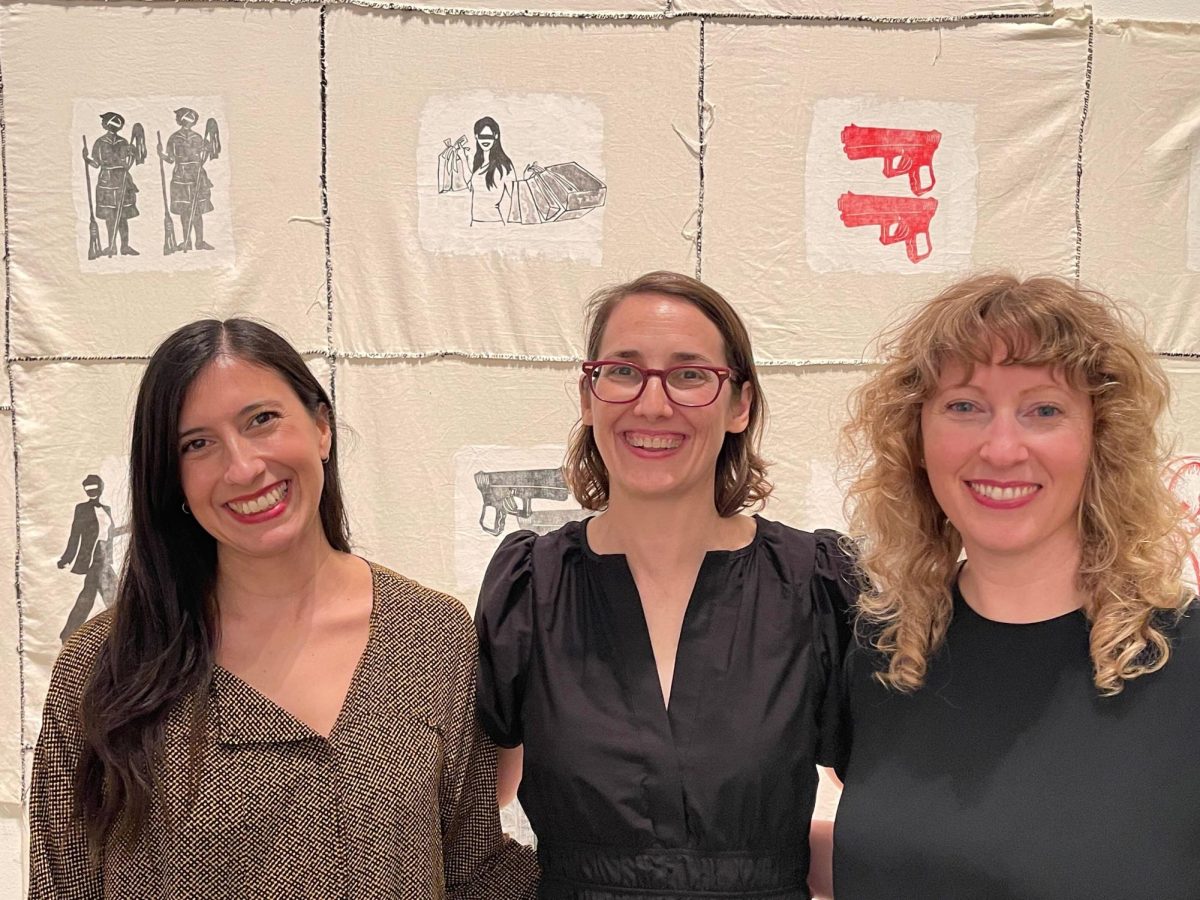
[
  {"x1": 969, "y1": 482, "x2": 1038, "y2": 501},
  {"x1": 229, "y1": 482, "x2": 288, "y2": 515},
  {"x1": 626, "y1": 434, "x2": 682, "y2": 450}
]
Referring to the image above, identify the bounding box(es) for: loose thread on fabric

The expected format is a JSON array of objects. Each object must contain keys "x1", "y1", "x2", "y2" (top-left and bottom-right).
[
  {"x1": 0, "y1": 43, "x2": 27, "y2": 806},
  {"x1": 320, "y1": 2, "x2": 338, "y2": 408},
  {"x1": 1072, "y1": 18, "x2": 1094, "y2": 282},
  {"x1": 695, "y1": 17, "x2": 706, "y2": 281}
]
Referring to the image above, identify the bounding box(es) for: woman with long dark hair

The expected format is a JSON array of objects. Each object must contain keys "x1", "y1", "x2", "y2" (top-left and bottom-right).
[
  {"x1": 29, "y1": 319, "x2": 537, "y2": 898},
  {"x1": 462, "y1": 115, "x2": 515, "y2": 226}
]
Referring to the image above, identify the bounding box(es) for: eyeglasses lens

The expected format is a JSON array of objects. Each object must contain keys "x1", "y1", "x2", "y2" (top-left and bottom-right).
[{"x1": 590, "y1": 364, "x2": 721, "y2": 407}]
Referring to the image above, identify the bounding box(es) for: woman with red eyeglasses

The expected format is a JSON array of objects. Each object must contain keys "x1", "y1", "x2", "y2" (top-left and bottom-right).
[{"x1": 475, "y1": 271, "x2": 855, "y2": 899}]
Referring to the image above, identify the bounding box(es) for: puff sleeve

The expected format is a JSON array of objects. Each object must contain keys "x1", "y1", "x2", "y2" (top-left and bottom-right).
[
  {"x1": 474, "y1": 530, "x2": 538, "y2": 749},
  {"x1": 811, "y1": 529, "x2": 859, "y2": 770}
]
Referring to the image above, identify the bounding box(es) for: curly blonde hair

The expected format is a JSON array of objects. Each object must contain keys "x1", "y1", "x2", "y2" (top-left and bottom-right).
[
  {"x1": 564, "y1": 270, "x2": 771, "y2": 517},
  {"x1": 842, "y1": 273, "x2": 1192, "y2": 695}
]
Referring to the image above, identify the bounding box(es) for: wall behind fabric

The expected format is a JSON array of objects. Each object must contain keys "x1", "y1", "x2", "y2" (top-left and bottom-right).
[{"x1": 2, "y1": 0, "x2": 1199, "y2": 891}]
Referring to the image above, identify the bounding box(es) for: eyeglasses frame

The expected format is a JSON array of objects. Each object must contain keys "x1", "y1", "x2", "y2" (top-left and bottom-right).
[{"x1": 581, "y1": 359, "x2": 737, "y2": 408}]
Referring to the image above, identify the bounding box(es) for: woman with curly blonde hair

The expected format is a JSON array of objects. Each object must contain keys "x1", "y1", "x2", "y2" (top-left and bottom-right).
[{"x1": 827, "y1": 273, "x2": 1200, "y2": 899}]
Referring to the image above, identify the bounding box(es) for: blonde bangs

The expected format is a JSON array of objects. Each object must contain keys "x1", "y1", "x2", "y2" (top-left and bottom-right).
[{"x1": 843, "y1": 273, "x2": 1192, "y2": 695}]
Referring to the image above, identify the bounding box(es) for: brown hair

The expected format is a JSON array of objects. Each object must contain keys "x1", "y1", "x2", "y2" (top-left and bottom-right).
[
  {"x1": 841, "y1": 272, "x2": 1192, "y2": 695},
  {"x1": 564, "y1": 270, "x2": 771, "y2": 517}
]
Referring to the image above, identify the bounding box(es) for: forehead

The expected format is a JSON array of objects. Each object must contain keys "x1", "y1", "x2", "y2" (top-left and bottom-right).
[
  {"x1": 179, "y1": 357, "x2": 298, "y2": 424},
  {"x1": 598, "y1": 293, "x2": 726, "y2": 359},
  {"x1": 934, "y1": 357, "x2": 1077, "y2": 394}
]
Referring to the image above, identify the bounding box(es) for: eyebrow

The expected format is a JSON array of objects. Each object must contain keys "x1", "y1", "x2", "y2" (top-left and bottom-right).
[
  {"x1": 606, "y1": 350, "x2": 715, "y2": 364},
  {"x1": 178, "y1": 401, "x2": 275, "y2": 440}
]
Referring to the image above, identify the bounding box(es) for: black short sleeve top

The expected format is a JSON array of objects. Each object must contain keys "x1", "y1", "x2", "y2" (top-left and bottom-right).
[{"x1": 475, "y1": 516, "x2": 855, "y2": 898}]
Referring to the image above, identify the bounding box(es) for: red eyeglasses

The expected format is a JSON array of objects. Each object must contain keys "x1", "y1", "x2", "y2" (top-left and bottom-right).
[{"x1": 581, "y1": 360, "x2": 735, "y2": 408}]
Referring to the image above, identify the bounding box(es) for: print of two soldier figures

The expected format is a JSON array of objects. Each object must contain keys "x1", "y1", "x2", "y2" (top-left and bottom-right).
[{"x1": 82, "y1": 107, "x2": 221, "y2": 258}]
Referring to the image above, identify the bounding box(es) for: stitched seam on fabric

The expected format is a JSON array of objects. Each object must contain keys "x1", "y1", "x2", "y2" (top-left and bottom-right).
[
  {"x1": 1073, "y1": 17, "x2": 1093, "y2": 282},
  {"x1": 310, "y1": 1, "x2": 1055, "y2": 24},
  {"x1": 695, "y1": 17, "x2": 706, "y2": 280},
  {"x1": 0, "y1": 43, "x2": 26, "y2": 805},
  {"x1": 321, "y1": 2, "x2": 338, "y2": 407}
]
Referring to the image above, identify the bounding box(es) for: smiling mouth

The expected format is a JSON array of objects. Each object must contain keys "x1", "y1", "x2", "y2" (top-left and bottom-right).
[
  {"x1": 624, "y1": 432, "x2": 683, "y2": 450},
  {"x1": 226, "y1": 481, "x2": 289, "y2": 515},
  {"x1": 967, "y1": 481, "x2": 1039, "y2": 502}
]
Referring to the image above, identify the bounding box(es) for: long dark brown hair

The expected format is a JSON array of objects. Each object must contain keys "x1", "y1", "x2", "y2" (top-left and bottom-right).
[
  {"x1": 75, "y1": 319, "x2": 350, "y2": 852},
  {"x1": 564, "y1": 270, "x2": 771, "y2": 516}
]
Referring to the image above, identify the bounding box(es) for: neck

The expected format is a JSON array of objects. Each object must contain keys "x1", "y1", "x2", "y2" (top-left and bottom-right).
[
  {"x1": 215, "y1": 526, "x2": 340, "y2": 623},
  {"x1": 958, "y1": 531, "x2": 1085, "y2": 623},
  {"x1": 588, "y1": 486, "x2": 751, "y2": 566}
]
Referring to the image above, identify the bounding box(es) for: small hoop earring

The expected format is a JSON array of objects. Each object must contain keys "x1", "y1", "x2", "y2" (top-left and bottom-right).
[
  {"x1": 182, "y1": 501, "x2": 191, "y2": 515},
  {"x1": 321, "y1": 456, "x2": 330, "y2": 464}
]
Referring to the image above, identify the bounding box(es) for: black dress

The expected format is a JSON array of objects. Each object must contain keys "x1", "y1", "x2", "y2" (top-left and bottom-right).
[
  {"x1": 833, "y1": 582, "x2": 1200, "y2": 899},
  {"x1": 475, "y1": 516, "x2": 854, "y2": 899}
]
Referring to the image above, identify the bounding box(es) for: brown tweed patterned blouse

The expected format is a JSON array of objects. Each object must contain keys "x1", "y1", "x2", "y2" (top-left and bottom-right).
[{"x1": 29, "y1": 562, "x2": 539, "y2": 899}]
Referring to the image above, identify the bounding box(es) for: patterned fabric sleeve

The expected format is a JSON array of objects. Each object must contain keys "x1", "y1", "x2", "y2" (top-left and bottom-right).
[
  {"x1": 474, "y1": 531, "x2": 538, "y2": 749},
  {"x1": 440, "y1": 599, "x2": 539, "y2": 899},
  {"x1": 28, "y1": 675, "x2": 103, "y2": 898}
]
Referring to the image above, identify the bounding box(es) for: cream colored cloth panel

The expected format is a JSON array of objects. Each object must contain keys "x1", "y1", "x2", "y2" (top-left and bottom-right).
[
  {"x1": 14, "y1": 360, "x2": 143, "y2": 748},
  {"x1": 756, "y1": 364, "x2": 866, "y2": 532},
  {"x1": 0, "y1": 3, "x2": 327, "y2": 358},
  {"x1": 337, "y1": 357, "x2": 580, "y2": 603},
  {"x1": 671, "y1": 0, "x2": 1050, "y2": 19},
  {"x1": 1080, "y1": 20, "x2": 1200, "y2": 353},
  {"x1": 327, "y1": 12, "x2": 700, "y2": 358},
  {"x1": 702, "y1": 9, "x2": 1088, "y2": 362},
  {"x1": 0, "y1": 420, "x2": 17, "y2": 806}
]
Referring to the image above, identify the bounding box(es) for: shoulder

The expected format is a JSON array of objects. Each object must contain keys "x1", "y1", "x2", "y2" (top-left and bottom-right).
[
  {"x1": 482, "y1": 520, "x2": 585, "y2": 594},
  {"x1": 369, "y1": 562, "x2": 472, "y2": 643},
  {"x1": 45, "y1": 611, "x2": 114, "y2": 718},
  {"x1": 752, "y1": 517, "x2": 856, "y2": 585}
]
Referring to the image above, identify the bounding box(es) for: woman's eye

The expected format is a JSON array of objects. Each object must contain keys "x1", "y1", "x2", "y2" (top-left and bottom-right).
[
  {"x1": 250, "y1": 410, "x2": 279, "y2": 427},
  {"x1": 180, "y1": 438, "x2": 208, "y2": 455},
  {"x1": 1031, "y1": 404, "x2": 1062, "y2": 418},
  {"x1": 946, "y1": 400, "x2": 976, "y2": 414}
]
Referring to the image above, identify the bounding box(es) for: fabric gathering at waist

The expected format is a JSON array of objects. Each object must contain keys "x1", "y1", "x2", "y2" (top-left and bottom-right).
[{"x1": 537, "y1": 841, "x2": 810, "y2": 899}]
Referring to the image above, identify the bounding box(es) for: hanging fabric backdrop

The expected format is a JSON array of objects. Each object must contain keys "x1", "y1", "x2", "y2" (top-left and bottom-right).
[{"x1": 1, "y1": 0, "x2": 1199, "y2": 887}]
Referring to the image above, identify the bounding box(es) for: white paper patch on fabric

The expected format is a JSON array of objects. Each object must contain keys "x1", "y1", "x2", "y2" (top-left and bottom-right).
[
  {"x1": 14, "y1": 360, "x2": 143, "y2": 742},
  {"x1": 419, "y1": 91, "x2": 605, "y2": 264},
  {"x1": 327, "y1": 11, "x2": 700, "y2": 359},
  {"x1": 805, "y1": 98, "x2": 977, "y2": 275},
  {"x1": 1163, "y1": 359, "x2": 1200, "y2": 590},
  {"x1": 337, "y1": 358, "x2": 579, "y2": 601},
  {"x1": 1080, "y1": 20, "x2": 1200, "y2": 353},
  {"x1": 1, "y1": 2, "x2": 326, "y2": 358},
  {"x1": 703, "y1": 11, "x2": 1087, "y2": 363},
  {"x1": 70, "y1": 97, "x2": 234, "y2": 274},
  {"x1": 453, "y1": 444, "x2": 585, "y2": 593}
]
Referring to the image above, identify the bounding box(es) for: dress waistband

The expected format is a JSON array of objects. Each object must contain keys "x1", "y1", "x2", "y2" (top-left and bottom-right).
[{"x1": 537, "y1": 842, "x2": 810, "y2": 899}]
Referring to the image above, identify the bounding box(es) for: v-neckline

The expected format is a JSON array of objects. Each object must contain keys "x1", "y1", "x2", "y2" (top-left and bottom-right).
[
  {"x1": 581, "y1": 518, "x2": 759, "y2": 721},
  {"x1": 212, "y1": 561, "x2": 379, "y2": 745}
]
